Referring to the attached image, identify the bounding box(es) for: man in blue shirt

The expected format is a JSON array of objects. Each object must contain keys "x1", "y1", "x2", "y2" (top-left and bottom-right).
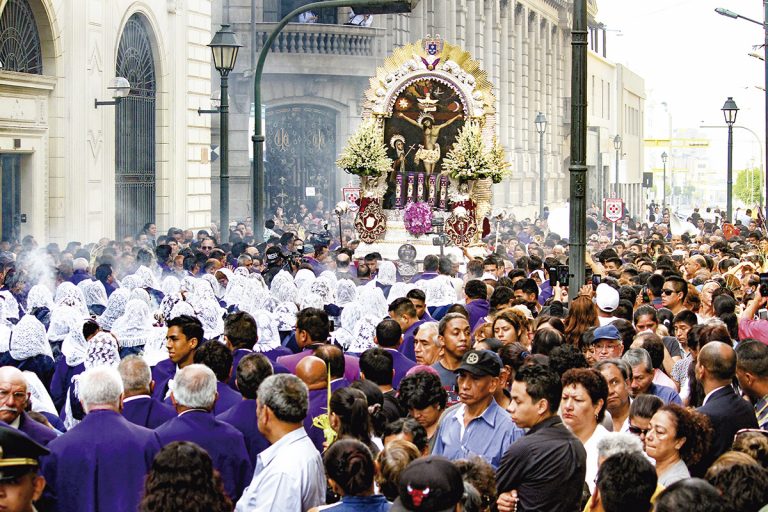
[
  {"x1": 623, "y1": 348, "x2": 682, "y2": 405},
  {"x1": 432, "y1": 349, "x2": 524, "y2": 469}
]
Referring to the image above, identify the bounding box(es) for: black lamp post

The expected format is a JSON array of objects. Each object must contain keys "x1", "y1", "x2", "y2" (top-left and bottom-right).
[
  {"x1": 613, "y1": 135, "x2": 622, "y2": 198},
  {"x1": 535, "y1": 112, "x2": 547, "y2": 220},
  {"x1": 661, "y1": 151, "x2": 668, "y2": 208},
  {"x1": 251, "y1": 0, "x2": 421, "y2": 241},
  {"x1": 722, "y1": 96, "x2": 739, "y2": 223},
  {"x1": 206, "y1": 24, "x2": 241, "y2": 238}
]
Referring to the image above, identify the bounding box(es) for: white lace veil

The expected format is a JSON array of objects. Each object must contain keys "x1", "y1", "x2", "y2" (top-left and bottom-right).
[
  {"x1": 377, "y1": 261, "x2": 398, "y2": 286},
  {"x1": 161, "y1": 276, "x2": 181, "y2": 297},
  {"x1": 111, "y1": 299, "x2": 164, "y2": 348},
  {"x1": 387, "y1": 282, "x2": 415, "y2": 303},
  {"x1": 98, "y1": 288, "x2": 131, "y2": 331},
  {"x1": 336, "y1": 279, "x2": 357, "y2": 306},
  {"x1": 253, "y1": 310, "x2": 281, "y2": 352},
  {"x1": 270, "y1": 271, "x2": 298, "y2": 305},
  {"x1": 9, "y1": 315, "x2": 52, "y2": 360},
  {"x1": 346, "y1": 315, "x2": 380, "y2": 354},
  {"x1": 54, "y1": 282, "x2": 89, "y2": 317},
  {"x1": 26, "y1": 285, "x2": 54, "y2": 311},
  {"x1": 83, "y1": 280, "x2": 108, "y2": 307},
  {"x1": 274, "y1": 301, "x2": 298, "y2": 331}
]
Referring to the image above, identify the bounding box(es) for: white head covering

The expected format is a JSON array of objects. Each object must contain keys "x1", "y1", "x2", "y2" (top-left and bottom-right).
[
  {"x1": 83, "y1": 280, "x2": 108, "y2": 307},
  {"x1": 253, "y1": 311, "x2": 281, "y2": 352},
  {"x1": 310, "y1": 279, "x2": 334, "y2": 306},
  {"x1": 134, "y1": 265, "x2": 160, "y2": 290},
  {"x1": 9, "y1": 315, "x2": 52, "y2": 360},
  {"x1": 0, "y1": 323, "x2": 11, "y2": 353},
  {"x1": 299, "y1": 292, "x2": 324, "y2": 311},
  {"x1": 332, "y1": 301, "x2": 366, "y2": 350},
  {"x1": 26, "y1": 284, "x2": 54, "y2": 311},
  {"x1": 274, "y1": 301, "x2": 298, "y2": 331},
  {"x1": 0, "y1": 291, "x2": 19, "y2": 322},
  {"x1": 294, "y1": 268, "x2": 316, "y2": 294},
  {"x1": 223, "y1": 275, "x2": 247, "y2": 309},
  {"x1": 201, "y1": 273, "x2": 223, "y2": 298},
  {"x1": 130, "y1": 288, "x2": 152, "y2": 307},
  {"x1": 161, "y1": 276, "x2": 181, "y2": 297},
  {"x1": 270, "y1": 271, "x2": 298, "y2": 304},
  {"x1": 23, "y1": 371, "x2": 57, "y2": 416},
  {"x1": 387, "y1": 282, "x2": 415, "y2": 303},
  {"x1": 169, "y1": 301, "x2": 196, "y2": 320},
  {"x1": 54, "y1": 282, "x2": 89, "y2": 317},
  {"x1": 59, "y1": 309, "x2": 88, "y2": 367},
  {"x1": 234, "y1": 267, "x2": 250, "y2": 278},
  {"x1": 347, "y1": 315, "x2": 380, "y2": 354},
  {"x1": 357, "y1": 287, "x2": 388, "y2": 319},
  {"x1": 319, "y1": 271, "x2": 338, "y2": 289},
  {"x1": 419, "y1": 275, "x2": 457, "y2": 307},
  {"x1": 377, "y1": 261, "x2": 397, "y2": 286},
  {"x1": 180, "y1": 276, "x2": 198, "y2": 294},
  {"x1": 336, "y1": 279, "x2": 357, "y2": 306},
  {"x1": 111, "y1": 299, "x2": 163, "y2": 348},
  {"x1": 190, "y1": 280, "x2": 224, "y2": 339},
  {"x1": 84, "y1": 332, "x2": 121, "y2": 369},
  {"x1": 98, "y1": 288, "x2": 131, "y2": 331},
  {"x1": 120, "y1": 275, "x2": 140, "y2": 291}
]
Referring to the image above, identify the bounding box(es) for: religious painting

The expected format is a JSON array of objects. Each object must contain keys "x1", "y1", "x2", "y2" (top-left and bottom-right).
[{"x1": 384, "y1": 78, "x2": 466, "y2": 177}]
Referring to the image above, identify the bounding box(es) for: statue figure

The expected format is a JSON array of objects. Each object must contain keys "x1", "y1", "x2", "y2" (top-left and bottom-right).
[{"x1": 397, "y1": 112, "x2": 463, "y2": 174}]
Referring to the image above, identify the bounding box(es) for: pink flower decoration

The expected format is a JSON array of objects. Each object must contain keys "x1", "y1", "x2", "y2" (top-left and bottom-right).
[{"x1": 404, "y1": 202, "x2": 433, "y2": 236}]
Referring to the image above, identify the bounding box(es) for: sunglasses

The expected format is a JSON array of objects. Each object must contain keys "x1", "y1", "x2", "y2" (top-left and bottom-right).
[
  {"x1": 661, "y1": 289, "x2": 677, "y2": 296},
  {"x1": 628, "y1": 425, "x2": 650, "y2": 436}
]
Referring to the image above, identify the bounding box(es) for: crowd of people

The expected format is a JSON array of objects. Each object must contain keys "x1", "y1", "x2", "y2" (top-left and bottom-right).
[{"x1": 1, "y1": 205, "x2": 768, "y2": 512}]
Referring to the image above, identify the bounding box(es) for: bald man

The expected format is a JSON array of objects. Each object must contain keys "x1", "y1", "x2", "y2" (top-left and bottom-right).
[
  {"x1": 683, "y1": 254, "x2": 708, "y2": 280},
  {"x1": 0, "y1": 367, "x2": 56, "y2": 446},
  {"x1": 297, "y1": 356, "x2": 330, "y2": 452},
  {"x1": 694, "y1": 341, "x2": 758, "y2": 475},
  {"x1": 118, "y1": 356, "x2": 176, "y2": 429}
]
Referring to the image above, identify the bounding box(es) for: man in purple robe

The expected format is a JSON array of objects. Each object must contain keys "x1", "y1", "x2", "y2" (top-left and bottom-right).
[
  {"x1": 464, "y1": 279, "x2": 490, "y2": 331},
  {"x1": 374, "y1": 318, "x2": 415, "y2": 388},
  {"x1": 193, "y1": 340, "x2": 242, "y2": 415},
  {"x1": 118, "y1": 356, "x2": 176, "y2": 429},
  {"x1": 296, "y1": 356, "x2": 331, "y2": 452},
  {"x1": 409, "y1": 254, "x2": 440, "y2": 283},
  {"x1": 277, "y1": 307, "x2": 359, "y2": 382},
  {"x1": 388, "y1": 298, "x2": 425, "y2": 362},
  {"x1": 0, "y1": 366, "x2": 57, "y2": 446},
  {"x1": 155, "y1": 364, "x2": 252, "y2": 501},
  {"x1": 40, "y1": 366, "x2": 161, "y2": 512},
  {"x1": 151, "y1": 314, "x2": 202, "y2": 400},
  {"x1": 218, "y1": 353, "x2": 274, "y2": 465},
  {"x1": 223, "y1": 312, "x2": 290, "y2": 390}
]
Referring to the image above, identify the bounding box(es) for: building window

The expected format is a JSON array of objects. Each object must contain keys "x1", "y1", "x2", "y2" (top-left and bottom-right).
[
  {"x1": 0, "y1": 0, "x2": 43, "y2": 74},
  {"x1": 281, "y1": 0, "x2": 337, "y2": 23},
  {"x1": 115, "y1": 14, "x2": 156, "y2": 239}
]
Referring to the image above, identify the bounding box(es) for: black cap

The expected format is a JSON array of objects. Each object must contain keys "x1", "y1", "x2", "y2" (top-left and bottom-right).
[
  {"x1": 302, "y1": 244, "x2": 315, "y2": 255},
  {"x1": 265, "y1": 246, "x2": 282, "y2": 263},
  {"x1": 0, "y1": 426, "x2": 49, "y2": 482},
  {"x1": 390, "y1": 456, "x2": 464, "y2": 512},
  {"x1": 454, "y1": 349, "x2": 502, "y2": 377}
]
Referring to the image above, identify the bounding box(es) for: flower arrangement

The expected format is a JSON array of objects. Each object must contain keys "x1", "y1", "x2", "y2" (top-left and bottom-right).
[
  {"x1": 403, "y1": 201, "x2": 433, "y2": 236},
  {"x1": 336, "y1": 118, "x2": 393, "y2": 178},
  {"x1": 442, "y1": 122, "x2": 511, "y2": 184}
]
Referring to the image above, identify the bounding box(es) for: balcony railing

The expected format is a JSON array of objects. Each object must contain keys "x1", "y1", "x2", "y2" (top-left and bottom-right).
[{"x1": 253, "y1": 23, "x2": 385, "y2": 57}]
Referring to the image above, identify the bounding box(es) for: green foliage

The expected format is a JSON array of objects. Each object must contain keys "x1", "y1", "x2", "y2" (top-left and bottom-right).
[{"x1": 734, "y1": 167, "x2": 764, "y2": 207}]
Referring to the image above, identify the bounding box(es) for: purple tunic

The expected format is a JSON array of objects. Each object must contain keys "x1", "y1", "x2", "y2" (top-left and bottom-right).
[
  {"x1": 214, "y1": 381, "x2": 242, "y2": 415},
  {"x1": 217, "y1": 399, "x2": 269, "y2": 467},
  {"x1": 18, "y1": 411, "x2": 58, "y2": 446},
  {"x1": 228, "y1": 347, "x2": 292, "y2": 390},
  {"x1": 122, "y1": 395, "x2": 176, "y2": 429},
  {"x1": 465, "y1": 299, "x2": 490, "y2": 332},
  {"x1": 304, "y1": 388, "x2": 330, "y2": 453},
  {"x1": 398, "y1": 319, "x2": 425, "y2": 362},
  {"x1": 150, "y1": 358, "x2": 176, "y2": 400},
  {"x1": 382, "y1": 348, "x2": 416, "y2": 389},
  {"x1": 40, "y1": 409, "x2": 161, "y2": 512},
  {"x1": 50, "y1": 359, "x2": 85, "y2": 413},
  {"x1": 155, "y1": 410, "x2": 252, "y2": 501}
]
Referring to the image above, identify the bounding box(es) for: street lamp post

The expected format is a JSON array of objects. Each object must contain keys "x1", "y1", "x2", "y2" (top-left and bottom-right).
[
  {"x1": 204, "y1": 25, "x2": 241, "y2": 237},
  {"x1": 251, "y1": 0, "x2": 421, "y2": 241},
  {"x1": 723, "y1": 96, "x2": 739, "y2": 223},
  {"x1": 535, "y1": 112, "x2": 547, "y2": 220},
  {"x1": 661, "y1": 152, "x2": 668, "y2": 209},
  {"x1": 715, "y1": 5, "x2": 768, "y2": 213},
  {"x1": 613, "y1": 134, "x2": 622, "y2": 198}
]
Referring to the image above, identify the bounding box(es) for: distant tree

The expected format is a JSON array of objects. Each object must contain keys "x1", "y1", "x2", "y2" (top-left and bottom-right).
[{"x1": 734, "y1": 167, "x2": 763, "y2": 207}]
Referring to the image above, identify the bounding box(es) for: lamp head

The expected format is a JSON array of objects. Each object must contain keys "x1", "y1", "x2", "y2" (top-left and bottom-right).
[
  {"x1": 534, "y1": 112, "x2": 547, "y2": 134},
  {"x1": 208, "y1": 24, "x2": 242, "y2": 75},
  {"x1": 721, "y1": 96, "x2": 739, "y2": 125},
  {"x1": 613, "y1": 134, "x2": 622, "y2": 150},
  {"x1": 714, "y1": 7, "x2": 739, "y2": 19},
  {"x1": 108, "y1": 77, "x2": 131, "y2": 99},
  {"x1": 661, "y1": 152, "x2": 668, "y2": 164},
  {"x1": 351, "y1": 0, "x2": 421, "y2": 14}
]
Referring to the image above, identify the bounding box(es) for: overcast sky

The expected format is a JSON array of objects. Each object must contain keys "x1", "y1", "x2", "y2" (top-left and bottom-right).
[{"x1": 599, "y1": 0, "x2": 766, "y2": 168}]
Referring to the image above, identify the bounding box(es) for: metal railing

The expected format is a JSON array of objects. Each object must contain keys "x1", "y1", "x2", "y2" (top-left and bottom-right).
[{"x1": 253, "y1": 23, "x2": 384, "y2": 57}]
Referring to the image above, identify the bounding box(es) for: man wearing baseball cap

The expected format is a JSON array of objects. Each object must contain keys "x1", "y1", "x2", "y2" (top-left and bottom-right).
[
  {"x1": 0, "y1": 427, "x2": 49, "y2": 512},
  {"x1": 591, "y1": 324, "x2": 624, "y2": 361},
  {"x1": 432, "y1": 350, "x2": 524, "y2": 469},
  {"x1": 390, "y1": 456, "x2": 464, "y2": 512},
  {"x1": 595, "y1": 283, "x2": 620, "y2": 326}
]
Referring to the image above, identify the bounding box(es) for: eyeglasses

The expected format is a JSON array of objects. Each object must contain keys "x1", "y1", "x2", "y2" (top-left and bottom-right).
[
  {"x1": 661, "y1": 289, "x2": 677, "y2": 296},
  {"x1": 628, "y1": 425, "x2": 650, "y2": 436},
  {"x1": 201, "y1": 246, "x2": 214, "y2": 251}
]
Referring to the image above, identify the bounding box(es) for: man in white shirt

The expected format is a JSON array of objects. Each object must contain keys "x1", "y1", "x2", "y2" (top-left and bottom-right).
[{"x1": 236, "y1": 374, "x2": 325, "y2": 512}]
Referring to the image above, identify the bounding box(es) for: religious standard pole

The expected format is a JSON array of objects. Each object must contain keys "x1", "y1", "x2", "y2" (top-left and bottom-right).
[
  {"x1": 252, "y1": 0, "x2": 419, "y2": 242},
  {"x1": 568, "y1": 0, "x2": 588, "y2": 301}
]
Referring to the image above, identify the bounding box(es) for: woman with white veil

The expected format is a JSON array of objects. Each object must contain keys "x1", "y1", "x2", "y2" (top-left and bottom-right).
[
  {"x1": 332, "y1": 301, "x2": 365, "y2": 351},
  {"x1": 26, "y1": 284, "x2": 54, "y2": 330},
  {"x1": 346, "y1": 315, "x2": 381, "y2": 355},
  {"x1": 98, "y1": 288, "x2": 131, "y2": 332},
  {"x1": 252, "y1": 310, "x2": 291, "y2": 361},
  {"x1": 110, "y1": 299, "x2": 165, "y2": 358},
  {"x1": 82, "y1": 280, "x2": 109, "y2": 316},
  {"x1": 190, "y1": 280, "x2": 225, "y2": 340},
  {"x1": 294, "y1": 268, "x2": 316, "y2": 295},
  {"x1": 387, "y1": 282, "x2": 415, "y2": 303},
  {"x1": 366, "y1": 260, "x2": 397, "y2": 298},
  {"x1": 49, "y1": 307, "x2": 90, "y2": 412},
  {"x1": 270, "y1": 271, "x2": 298, "y2": 304},
  {"x1": 54, "y1": 281, "x2": 89, "y2": 318},
  {"x1": 7, "y1": 314, "x2": 55, "y2": 388},
  {"x1": 357, "y1": 286, "x2": 388, "y2": 320}
]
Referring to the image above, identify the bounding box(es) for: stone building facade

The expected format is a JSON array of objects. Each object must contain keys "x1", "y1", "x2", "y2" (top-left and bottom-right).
[{"x1": 0, "y1": 0, "x2": 213, "y2": 244}]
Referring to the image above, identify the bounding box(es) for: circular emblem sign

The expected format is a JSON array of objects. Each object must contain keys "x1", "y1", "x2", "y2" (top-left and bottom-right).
[{"x1": 466, "y1": 352, "x2": 479, "y2": 365}]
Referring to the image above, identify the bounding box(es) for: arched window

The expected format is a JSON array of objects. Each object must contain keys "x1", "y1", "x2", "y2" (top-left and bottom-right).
[
  {"x1": 0, "y1": 0, "x2": 43, "y2": 74},
  {"x1": 115, "y1": 14, "x2": 156, "y2": 238}
]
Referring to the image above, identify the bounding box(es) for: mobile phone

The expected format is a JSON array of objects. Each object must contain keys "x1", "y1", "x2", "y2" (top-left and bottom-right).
[
  {"x1": 557, "y1": 265, "x2": 570, "y2": 287},
  {"x1": 548, "y1": 267, "x2": 559, "y2": 287},
  {"x1": 592, "y1": 274, "x2": 601, "y2": 290},
  {"x1": 760, "y1": 273, "x2": 768, "y2": 297},
  {"x1": 758, "y1": 309, "x2": 768, "y2": 321}
]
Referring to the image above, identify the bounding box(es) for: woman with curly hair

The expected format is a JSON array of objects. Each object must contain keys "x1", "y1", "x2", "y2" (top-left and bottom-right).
[
  {"x1": 140, "y1": 441, "x2": 232, "y2": 512},
  {"x1": 645, "y1": 404, "x2": 713, "y2": 486},
  {"x1": 492, "y1": 308, "x2": 531, "y2": 346},
  {"x1": 398, "y1": 370, "x2": 448, "y2": 451},
  {"x1": 563, "y1": 296, "x2": 598, "y2": 350}
]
